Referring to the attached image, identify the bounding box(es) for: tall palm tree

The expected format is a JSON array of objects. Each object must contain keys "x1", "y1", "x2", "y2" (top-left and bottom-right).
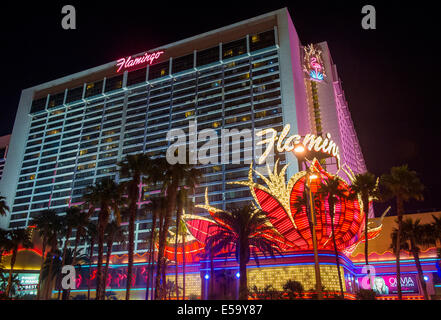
[
  {"x1": 317, "y1": 176, "x2": 347, "y2": 298},
  {"x1": 103, "y1": 219, "x2": 125, "y2": 297},
  {"x1": 144, "y1": 196, "x2": 165, "y2": 300},
  {"x1": 4, "y1": 228, "x2": 33, "y2": 298},
  {"x1": 153, "y1": 157, "x2": 201, "y2": 300},
  {"x1": 179, "y1": 210, "x2": 192, "y2": 300},
  {"x1": 205, "y1": 205, "x2": 282, "y2": 300},
  {"x1": 118, "y1": 153, "x2": 153, "y2": 300},
  {"x1": 174, "y1": 189, "x2": 198, "y2": 299},
  {"x1": 58, "y1": 206, "x2": 82, "y2": 299},
  {"x1": 0, "y1": 195, "x2": 9, "y2": 216},
  {"x1": 85, "y1": 222, "x2": 98, "y2": 300},
  {"x1": 380, "y1": 165, "x2": 424, "y2": 300},
  {"x1": 83, "y1": 178, "x2": 124, "y2": 300},
  {"x1": 430, "y1": 215, "x2": 441, "y2": 271},
  {"x1": 41, "y1": 248, "x2": 89, "y2": 299},
  {"x1": 350, "y1": 172, "x2": 378, "y2": 282},
  {"x1": 31, "y1": 209, "x2": 61, "y2": 300},
  {"x1": 0, "y1": 228, "x2": 8, "y2": 263},
  {"x1": 391, "y1": 218, "x2": 430, "y2": 300},
  {"x1": 72, "y1": 208, "x2": 91, "y2": 263},
  {"x1": 430, "y1": 215, "x2": 441, "y2": 248}
]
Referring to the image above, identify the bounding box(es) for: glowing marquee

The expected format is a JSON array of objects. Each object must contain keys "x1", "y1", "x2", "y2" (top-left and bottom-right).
[
  {"x1": 184, "y1": 159, "x2": 382, "y2": 257},
  {"x1": 116, "y1": 50, "x2": 164, "y2": 73},
  {"x1": 303, "y1": 44, "x2": 325, "y2": 81},
  {"x1": 255, "y1": 124, "x2": 340, "y2": 166}
]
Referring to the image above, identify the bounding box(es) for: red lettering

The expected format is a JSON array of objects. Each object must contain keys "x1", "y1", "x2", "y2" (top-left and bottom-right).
[{"x1": 116, "y1": 50, "x2": 165, "y2": 72}]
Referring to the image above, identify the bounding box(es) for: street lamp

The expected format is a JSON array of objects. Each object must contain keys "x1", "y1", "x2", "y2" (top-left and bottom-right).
[
  {"x1": 304, "y1": 168, "x2": 323, "y2": 300},
  {"x1": 293, "y1": 141, "x2": 323, "y2": 300}
]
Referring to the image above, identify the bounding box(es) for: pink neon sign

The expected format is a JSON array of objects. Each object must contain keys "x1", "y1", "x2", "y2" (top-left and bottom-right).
[{"x1": 116, "y1": 51, "x2": 164, "y2": 73}]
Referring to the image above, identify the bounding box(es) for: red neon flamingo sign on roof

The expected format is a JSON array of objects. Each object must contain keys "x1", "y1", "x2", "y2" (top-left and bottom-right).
[{"x1": 116, "y1": 51, "x2": 164, "y2": 73}]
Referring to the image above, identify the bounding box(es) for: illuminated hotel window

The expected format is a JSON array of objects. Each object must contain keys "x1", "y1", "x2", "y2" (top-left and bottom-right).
[
  {"x1": 65, "y1": 86, "x2": 84, "y2": 104},
  {"x1": 250, "y1": 30, "x2": 276, "y2": 52},
  {"x1": 48, "y1": 92, "x2": 65, "y2": 109},
  {"x1": 149, "y1": 61, "x2": 169, "y2": 80},
  {"x1": 105, "y1": 74, "x2": 123, "y2": 93},
  {"x1": 85, "y1": 80, "x2": 103, "y2": 98},
  {"x1": 222, "y1": 38, "x2": 247, "y2": 59}
]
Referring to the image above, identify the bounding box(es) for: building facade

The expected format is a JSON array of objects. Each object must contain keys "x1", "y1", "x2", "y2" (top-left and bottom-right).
[
  {"x1": 0, "y1": 8, "x2": 376, "y2": 299},
  {"x1": 0, "y1": 134, "x2": 10, "y2": 181}
]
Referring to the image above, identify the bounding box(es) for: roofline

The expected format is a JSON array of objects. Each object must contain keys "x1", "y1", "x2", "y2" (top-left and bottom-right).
[{"x1": 25, "y1": 7, "x2": 288, "y2": 92}]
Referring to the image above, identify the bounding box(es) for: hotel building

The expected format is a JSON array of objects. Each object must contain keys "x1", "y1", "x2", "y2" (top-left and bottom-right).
[{"x1": 3, "y1": 8, "x2": 422, "y2": 300}]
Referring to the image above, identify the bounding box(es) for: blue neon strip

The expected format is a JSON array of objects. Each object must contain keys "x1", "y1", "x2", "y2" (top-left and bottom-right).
[
  {"x1": 354, "y1": 270, "x2": 438, "y2": 277},
  {"x1": 200, "y1": 253, "x2": 355, "y2": 268},
  {"x1": 353, "y1": 258, "x2": 439, "y2": 265}
]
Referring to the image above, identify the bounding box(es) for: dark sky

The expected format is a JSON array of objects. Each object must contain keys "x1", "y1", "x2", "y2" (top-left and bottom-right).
[{"x1": 1, "y1": 1, "x2": 440, "y2": 215}]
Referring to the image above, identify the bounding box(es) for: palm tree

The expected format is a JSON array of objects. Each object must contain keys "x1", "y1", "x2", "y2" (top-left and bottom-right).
[
  {"x1": 391, "y1": 218, "x2": 430, "y2": 300},
  {"x1": 102, "y1": 219, "x2": 125, "y2": 297},
  {"x1": 0, "y1": 228, "x2": 9, "y2": 270},
  {"x1": 41, "y1": 248, "x2": 89, "y2": 299},
  {"x1": 205, "y1": 205, "x2": 282, "y2": 300},
  {"x1": 283, "y1": 279, "x2": 304, "y2": 299},
  {"x1": 380, "y1": 165, "x2": 424, "y2": 299},
  {"x1": 118, "y1": 153, "x2": 152, "y2": 300},
  {"x1": 430, "y1": 215, "x2": 441, "y2": 247},
  {"x1": 58, "y1": 206, "x2": 83, "y2": 299},
  {"x1": 0, "y1": 273, "x2": 21, "y2": 299},
  {"x1": 4, "y1": 229, "x2": 33, "y2": 298},
  {"x1": 350, "y1": 172, "x2": 378, "y2": 282},
  {"x1": 430, "y1": 215, "x2": 441, "y2": 271},
  {"x1": 72, "y1": 208, "x2": 91, "y2": 263},
  {"x1": 144, "y1": 196, "x2": 165, "y2": 300},
  {"x1": 317, "y1": 176, "x2": 347, "y2": 298},
  {"x1": 83, "y1": 177, "x2": 124, "y2": 300},
  {"x1": 0, "y1": 195, "x2": 9, "y2": 216},
  {"x1": 31, "y1": 209, "x2": 61, "y2": 300},
  {"x1": 85, "y1": 222, "x2": 98, "y2": 300},
  {"x1": 174, "y1": 189, "x2": 198, "y2": 299},
  {"x1": 153, "y1": 157, "x2": 201, "y2": 300},
  {"x1": 178, "y1": 214, "x2": 191, "y2": 300}
]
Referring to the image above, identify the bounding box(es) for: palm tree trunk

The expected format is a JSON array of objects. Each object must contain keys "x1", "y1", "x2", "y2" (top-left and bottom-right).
[
  {"x1": 412, "y1": 247, "x2": 429, "y2": 300},
  {"x1": 175, "y1": 202, "x2": 183, "y2": 300},
  {"x1": 182, "y1": 233, "x2": 186, "y2": 300},
  {"x1": 156, "y1": 185, "x2": 177, "y2": 299},
  {"x1": 239, "y1": 254, "x2": 248, "y2": 300},
  {"x1": 59, "y1": 227, "x2": 72, "y2": 299},
  {"x1": 396, "y1": 197, "x2": 403, "y2": 300},
  {"x1": 44, "y1": 252, "x2": 55, "y2": 300},
  {"x1": 362, "y1": 195, "x2": 371, "y2": 289},
  {"x1": 330, "y1": 212, "x2": 344, "y2": 298},
  {"x1": 96, "y1": 209, "x2": 109, "y2": 300},
  {"x1": 146, "y1": 210, "x2": 156, "y2": 300},
  {"x1": 73, "y1": 229, "x2": 81, "y2": 263},
  {"x1": 209, "y1": 248, "x2": 214, "y2": 299},
  {"x1": 88, "y1": 239, "x2": 95, "y2": 300},
  {"x1": 64, "y1": 229, "x2": 82, "y2": 300},
  {"x1": 126, "y1": 200, "x2": 136, "y2": 300},
  {"x1": 155, "y1": 209, "x2": 165, "y2": 299},
  {"x1": 126, "y1": 178, "x2": 139, "y2": 300},
  {"x1": 37, "y1": 242, "x2": 46, "y2": 300},
  {"x1": 5, "y1": 247, "x2": 18, "y2": 298},
  {"x1": 103, "y1": 239, "x2": 113, "y2": 298}
]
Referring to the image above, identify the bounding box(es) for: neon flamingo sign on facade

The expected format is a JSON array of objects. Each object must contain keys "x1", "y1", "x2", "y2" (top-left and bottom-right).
[
  {"x1": 116, "y1": 51, "x2": 165, "y2": 73},
  {"x1": 303, "y1": 44, "x2": 325, "y2": 81}
]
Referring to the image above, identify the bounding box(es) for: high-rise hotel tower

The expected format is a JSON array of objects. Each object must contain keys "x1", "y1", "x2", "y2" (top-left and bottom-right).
[{"x1": 0, "y1": 8, "x2": 367, "y2": 256}]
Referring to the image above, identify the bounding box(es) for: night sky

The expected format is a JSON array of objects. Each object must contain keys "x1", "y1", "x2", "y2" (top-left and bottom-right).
[{"x1": 1, "y1": 1, "x2": 440, "y2": 215}]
